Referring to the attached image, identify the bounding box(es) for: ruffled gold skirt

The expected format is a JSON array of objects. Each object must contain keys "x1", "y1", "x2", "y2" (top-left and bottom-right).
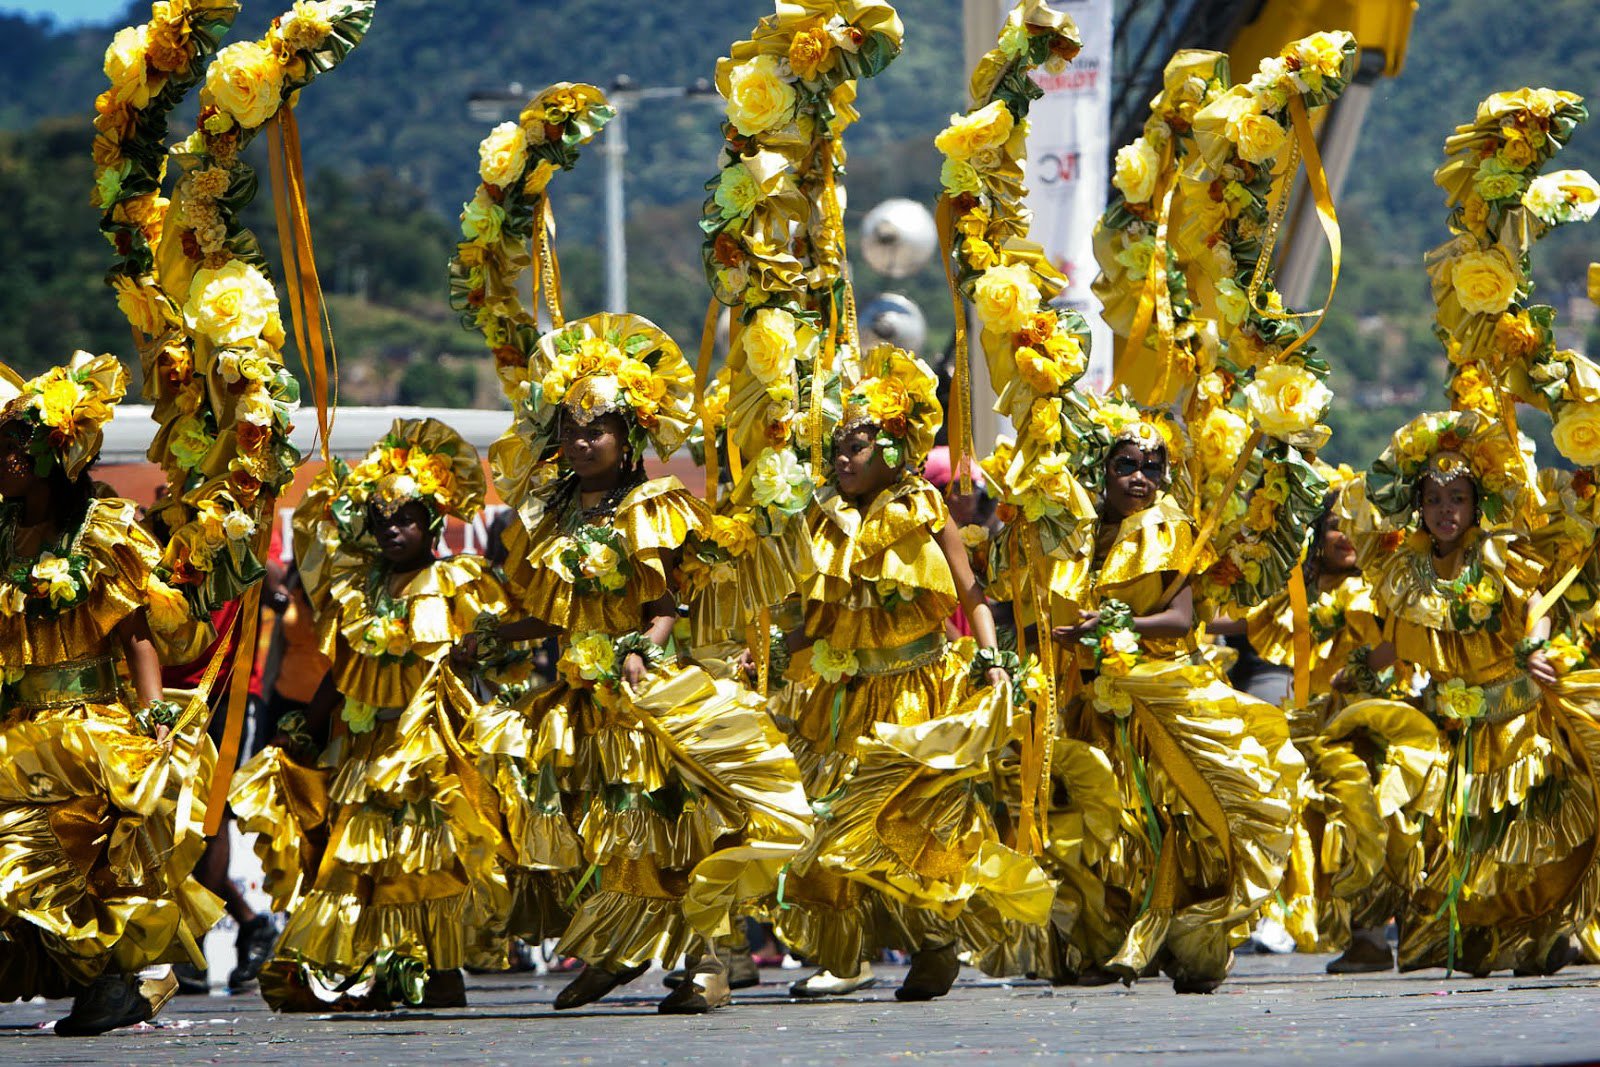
[
  {"x1": 253, "y1": 671, "x2": 514, "y2": 1010},
  {"x1": 0, "y1": 701, "x2": 222, "y2": 1001},
  {"x1": 515, "y1": 664, "x2": 810, "y2": 970}
]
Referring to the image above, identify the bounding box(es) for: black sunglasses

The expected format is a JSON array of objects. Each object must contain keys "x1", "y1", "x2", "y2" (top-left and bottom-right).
[{"x1": 1109, "y1": 455, "x2": 1166, "y2": 479}]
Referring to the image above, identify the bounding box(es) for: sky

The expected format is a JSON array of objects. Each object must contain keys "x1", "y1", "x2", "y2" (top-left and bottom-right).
[{"x1": 2, "y1": 0, "x2": 124, "y2": 26}]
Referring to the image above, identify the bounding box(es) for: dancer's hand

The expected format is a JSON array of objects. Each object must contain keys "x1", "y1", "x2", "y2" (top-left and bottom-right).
[
  {"x1": 1330, "y1": 668, "x2": 1355, "y2": 693},
  {"x1": 154, "y1": 724, "x2": 173, "y2": 753},
  {"x1": 987, "y1": 667, "x2": 1010, "y2": 690},
  {"x1": 736, "y1": 647, "x2": 758, "y2": 682},
  {"x1": 1528, "y1": 649, "x2": 1560, "y2": 690},
  {"x1": 450, "y1": 634, "x2": 480, "y2": 672},
  {"x1": 621, "y1": 651, "x2": 649, "y2": 690},
  {"x1": 1052, "y1": 612, "x2": 1100, "y2": 647}
]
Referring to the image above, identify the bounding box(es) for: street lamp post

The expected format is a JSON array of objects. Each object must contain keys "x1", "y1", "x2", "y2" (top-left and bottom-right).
[{"x1": 468, "y1": 77, "x2": 718, "y2": 314}]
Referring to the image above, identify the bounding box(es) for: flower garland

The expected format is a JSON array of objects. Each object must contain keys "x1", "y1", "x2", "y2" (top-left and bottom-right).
[
  {"x1": 447, "y1": 82, "x2": 616, "y2": 385},
  {"x1": 95, "y1": 0, "x2": 374, "y2": 611},
  {"x1": 938, "y1": 0, "x2": 1091, "y2": 553},
  {"x1": 556, "y1": 525, "x2": 633, "y2": 596},
  {"x1": 1425, "y1": 89, "x2": 1597, "y2": 468}
]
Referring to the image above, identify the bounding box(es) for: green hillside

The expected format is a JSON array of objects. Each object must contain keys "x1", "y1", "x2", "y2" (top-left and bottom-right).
[{"x1": 0, "y1": 0, "x2": 1594, "y2": 467}]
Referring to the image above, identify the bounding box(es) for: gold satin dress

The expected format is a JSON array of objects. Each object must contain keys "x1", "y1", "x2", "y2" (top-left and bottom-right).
[
  {"x1": 1050, "y1": 494, "x2": 1302, "y2": 985},
  {"x1": 501, "y1": 476, "x2": 809, "y2": 971},
  {"x1": 235, "y1": 551, "x2": 515, "y2": 1009},
  {"x1": 0, "y1": 498, "x2": 220, "y2": 1002},
  {"x1": 773, "y1": 475, "x2": 1049, "y2": 976},
  {"x1": 1327, "y1": 528, "x2": 1600, "y2": 973}
]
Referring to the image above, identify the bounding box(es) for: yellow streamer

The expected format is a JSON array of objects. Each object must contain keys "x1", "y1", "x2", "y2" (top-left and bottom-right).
[
  {"x1": 1161, "y1": 429, "x2": 1263, "y2": 606},
  {"x1": 538, "y1": 197, "x2": 565, "y2": 329},
  {"x1": 1256, "y1": 96, "x2": 1343, "y2": 364},
  {"x1": 935, "y1": 198, "x2": 974, "y2": 493},
  {"x1": 1287, "y1": 564, "x2": 1312, "y2": 709},
  {"x1": 1111, "y1": 178, "x2": 1176, "y2": 402},
  {"x1": 697, "y1": 298, "x2": 722, "y2": 504}
]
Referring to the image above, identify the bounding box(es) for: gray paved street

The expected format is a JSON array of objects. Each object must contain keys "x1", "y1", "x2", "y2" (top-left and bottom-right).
[{"x1": 3, "y1": 954, "x2": 1598, "y2": 1066}]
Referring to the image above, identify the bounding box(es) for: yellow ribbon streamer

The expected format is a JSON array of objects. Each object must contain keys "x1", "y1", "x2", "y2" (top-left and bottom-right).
[
  {"x1": 935, "y1": 198, "x2": 975, "y2": 494},
  {"x1": 1111, "y1": 178, "x2": 1176, "y2": 402},
  {"x1": 1287, "y1": 564, "x2": 1312, "y2": 708},
  {"x1": 1161, "y1": 429, "x2": 1263, "y2": 606},
  {"x1": 696, "y1": 298, "x2": 722, "y2": 504}
]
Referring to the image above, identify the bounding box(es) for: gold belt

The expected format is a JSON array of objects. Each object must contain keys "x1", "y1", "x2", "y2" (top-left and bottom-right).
[
  {"x1": 853, "y1": 633, "x2": 948, "y2": 678},
  {"x1": 15, "y1": 657, "x2": 119, "y2": 711},
  {"x1": 1425, "y1": 673, "x2": 1542, "y2": 725}
]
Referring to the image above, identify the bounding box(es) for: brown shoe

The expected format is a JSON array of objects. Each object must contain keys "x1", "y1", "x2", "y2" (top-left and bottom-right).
[
  {"x1": 553, "y1": 962, "x2": 648, "y2": 1010},
  {"x1": 1326, "y1": 931, "x2": 1395, "y2": 975},
  {"x1": 895, "y1": 943, "x2": 960, "y2": 1002}
]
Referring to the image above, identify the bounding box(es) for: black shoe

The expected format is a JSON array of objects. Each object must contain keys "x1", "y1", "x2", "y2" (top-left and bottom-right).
[
  {"x1": 1326, "y1": 937, "x2": 1395, "y2": 974},
  {"x1": 227, "y1": 915, "x2": 279, "y2": 991},
  {"x1": 553, "y1": 962, "x2": 648, "y2": 1010},
  {"x1": 173, "y1": 962, "x2": 209, "y2": 996},
  {"x1": 895, "y1": 943, "x2": 960, "y2": 1002},
  {"x1": 419, "y1": 969, "x2": 467, "y2": 1008},
  {"x1": 55, "y1": 974, "x2": 149, "y2": 1037},
  {"x1": 1514, "y1": 936, "x2": 1581, "y2": 977}
]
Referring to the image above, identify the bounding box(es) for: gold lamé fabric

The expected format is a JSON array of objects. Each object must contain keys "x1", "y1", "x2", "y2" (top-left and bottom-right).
[
  {"x1": 0, "y1": 500, "x2": 219, "y2": 1000},
  {"x1": 1246, "y1": 573, "x2": 1384, "y2": 694},
  {"x1": 497, "y1": 480, "x2": 810, "y2": 970},
  {"x1": 230, "y1": 554, "x2": 516, "y2": 1009}
]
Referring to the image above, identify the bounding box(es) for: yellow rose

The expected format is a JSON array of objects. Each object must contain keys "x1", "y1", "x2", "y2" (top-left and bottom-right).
[
  {"x1": 1112, "y1": 137, "x2": 1160, "y2": 204},
  {"x1": 787, "y1": 19, "x2": 835, "y2": 82},
  {"x1": 478, "y1": 121, "x2": 528, "y2": 189},
  {"x1": 709, "y1": 513, "x2": 757, "y2": 558},
  {"x1": 31, "y1": 554, "x2": 80, "y2": 608},
  {"x1": 1554, "y1": 401, "x2": 1600, "y2": 467},
  {"x1": 460, "y1": 188, "x2": 506, "y2": 244},
  {"x1": 205, "y1": 40, "x2": 285, "y2": 130},
  {"x1": 277, "y1": 0, "x2": 335, "y2": 52},
  {"x1": 104, "y1": 24, "x2": 160, "y2": 109},
  {"x1": 1467, "y1": 599, "x2": 1492, "y2": 624},
  {"x1": 1523, "y1": 169, "x2": 1600, "y2": 226},
  {"x1": 114, "y1": 275, "x2": 174, "y2": 337},
  {"x1": 1449, "y1": 247, "x2": 1520, "y2": 316},
  {"x1": 1244, "y1": 363, "x2": 1330, "y2": 438},
  {"x1": 1435, "y1": 678, "x2": 1485, "y2": 722},
  {"x1": 809, "y1": 638, "x2": 859, "y2": 684},
  {"x1": 524, "y1": 159, "x2": 558, "y2": 197},
  {"x1": 1231, "y1": 109, "x2": 1286, "y2": 165},
  {"x1": 1196, "y1": 407, "x2": 1251, "y2": 478},
  {"x1": 183, "y1": 259, "x2": 277, "y2": 345},
  {"x1": 580, "y1": 541, "x2": 621, "y2": 580},
  {"x1": 973, "y1": 262, "x2": 1042, "y2": 335},
  {"x1": 341, "y1": 699, "x2": 377, "y2": 734},
  {"x1": 959, "y1": 525, "x2": 988, "y2": 551},
  {"x1": 935, "y1": 100, "x2": 1015, "y2": 162},
  {"x1": 1214, "y1": 278, "x2": 1249, "y2": 326},
  {"x1": 563, "y1": 632, "x2": 617, "y2": 683},
  {"x1": 725, "y1": 54, "x2": 797, "y2": 136},
  {"x1": 750, "y1": 447, "x2": 809, "y2": 511},
  {"x1": 1546, "y1": 634, "x2": 1588, "y2": 675},
  {"x1": 1290, "y1": 30, "x2": 1349, "y2": 79},
  {"x1": 1027, "y1": 396, "x2": 1064, "y2": 444},
  {"x1": 145, "y1": 577, "x2": 189, "y2": 635},
  {"x1": 1091, "y1": 674, "x2": 1132, "y2": 717},
  {"x1": 742, "y1": 307, "x2": 800, "y2": 392}
]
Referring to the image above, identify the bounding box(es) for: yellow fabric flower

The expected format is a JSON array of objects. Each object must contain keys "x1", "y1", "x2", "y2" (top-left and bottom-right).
[
  {"x1": 750, "y1": 447, "x2": 809, "y2": 511},
  {"x1": 183, "y1": 260, "x2": 277, "y2": 346},
  {"x1": 1523, "y1": 169, "x2": 1600, "y2": 226},
  {"x1": 1244, "y1": 363, "x2": 1330, "y2": 438},
  {"x1": 341, "y1": 698, "x2": 377, "y2": 734},
  {"x1": 104, "y1": 24, "x2": 158, "y2": 109},
  {"x1": 1435, "y1": 678, "x2": 1485, "y2": 722},
  {"x1": 31, "y1": 554, "x2": 80, "y2": 608},
  {"x1": 1449, "y1": 247, "x2": 1520, "y2": 316},
  {"x1": 1290, "y1": 31, "x2": 1349, "y2": 79},
  {"x1": 563, "y1": 632, "x2": 617, "y2": 683},
  {"x1": 277, "y1": 0, "x2": 336, "y2": 53},
  {"x1": 460, "y1": 188, "x2": 506, "y2": 244},
  {"x1": 1546, "y1": 634, "x2": 1587, "y2": 675},
  {"x1": 742, "y1": 307, "x2": 800, "y2": 392},
  {"x1": 524, "y1": 159, "x2": 558, "y2": 196},
  {"x1": 478, "y1": 121, "x2": 529, "y2": 189},
  {"x1": 205, "y1": 40, "x2": 285, "y2": 130},
  {"x1": 935, "y1": 100, "x2": 1015, "y2": 162},
  {"x1": 709, "y1": 513, "x2": 757, "y2": 557},
  {"x1": 145, "y1": 576, "x2": 189, "y2": 635},
  {"x1": 787, "y1": 18, "x2": 835, "y2": 82},
  {"x1": 1112, "y1": 137, "x2": 1160, "y2": 204},
  {"x1": 725, "y1": 54, "x2": 797, "y2": 136},
  {"x1": 714, "y1": 161, "x2": 762, "y2": 219},
  {"x1": 1195, "y1": 406, "x2": 1251, "y2": 478},
  {"x1": 1091, "y1": 674, "x2": 1132, "y2": 717},
  {"x1": 1232, "y1": 108, "x2": 1286, "y2": 165},
  {"x1": 809, "y1": 638, "x2": 859, "y2": 684},
  {"x1": 1026, "y1": 396, "x2": 1064, "y2": 444},
  {"x1": 973, "y1": 262, "x2": 1042, "y2": 335},
  {"x1": 1553, "y1": 401, "x2": 1600, "y2": 467}
]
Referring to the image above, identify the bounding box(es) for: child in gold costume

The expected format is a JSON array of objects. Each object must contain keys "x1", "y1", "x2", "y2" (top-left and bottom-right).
[
  {"x1": 472, "y1": 313, "x2": 810, "y2": 1015},
  {"x1": 771, "y1": 345, "x2": 1049, "y2": 1003},
  {"x1": 0, "y1": 353, "x2": 220, "y2": 1035},
  {"x1": 1327, "y1": 410, "x2": 1600, "y2": 975},
  {"x1": 233, "y1": 418, "x2": 513, "y2": 1010},
  {"x1": 995, "y1": 400, "x2": 1302, "y2": 993}
]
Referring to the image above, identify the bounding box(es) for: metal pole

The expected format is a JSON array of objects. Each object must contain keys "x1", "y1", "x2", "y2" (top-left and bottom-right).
[{"x1": 602, "y1": 103, "x2": 629, "y2": 312}]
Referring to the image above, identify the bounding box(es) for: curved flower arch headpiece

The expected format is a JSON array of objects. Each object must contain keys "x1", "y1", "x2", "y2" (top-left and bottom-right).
[
  {"x1": 1368, "y1": 408, "x2": 1531, "y2": 526},
  {"x1": 0, "y1": 352, "x2": 128, "y2": 480}
]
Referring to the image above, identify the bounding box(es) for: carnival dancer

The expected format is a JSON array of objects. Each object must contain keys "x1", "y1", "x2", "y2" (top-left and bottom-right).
[
  {"x1": 1327, "y1": 410, "x2": 1600, "y2": 976},
  {"x1": 0, "y1": 353, "x2": 221, "y2": 1035},
  {"x1": 233, "y1": 418, "x2": 513, "y2": 1011},
  {"x1": 468, "y1": 314, "x2": 810, "y2": 1015},
  {"x1": 770, "y1": 344, "x2": 1048, "y2": 1003},
  {"x1": 1037, "y1": 401, "x2": 1301, "y2": 993}
]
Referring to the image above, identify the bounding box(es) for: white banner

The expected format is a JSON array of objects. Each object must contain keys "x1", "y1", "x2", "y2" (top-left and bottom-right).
[{"x1": 1022, "y1": 0, "x2": 1115, "y2": 392}]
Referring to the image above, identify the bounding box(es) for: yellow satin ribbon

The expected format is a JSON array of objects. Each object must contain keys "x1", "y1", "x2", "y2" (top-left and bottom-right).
[
  {"x1": 1287, "y1": 565, "x2": 1312, "y2": 708},
  {"x1": 1017, "y1": 528, "x2": 1058, "y2": 857},
  {"x1": 536, "y1": 196, "x2": 565, "y2": 329},
  {"x1": 814, "y1": 146, "x2": 842, "y2": 483},
  {"x1": 266, "y1": 110, "x2": 336, "y2": 463},
  {"x1": 934, "y1": 198, "x2": 977, "y2": 494},
  {"x1": 696, "y1": 298, "x2": 721, "y2": 504},
  {"x1": 1532, "y1": 558, "x2": 1586, "y2": 626},
  {"x1": 1111, "y1": 177, "x2": 1176, "y2": 403}
]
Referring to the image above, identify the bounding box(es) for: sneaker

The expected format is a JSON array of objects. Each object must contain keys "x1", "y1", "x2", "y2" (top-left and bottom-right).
[
  {"x1": 227, "y1": 915, "x2": 279, "y2": 991},
  {"x1": 55, "y1": 974, "x2": 149, "y2": 1037}
]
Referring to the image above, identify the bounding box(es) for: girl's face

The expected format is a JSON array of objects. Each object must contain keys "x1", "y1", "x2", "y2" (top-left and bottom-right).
[
  {"x1": 1321, "y1": 522, "x2": 1359, "y2": 574},
  {"x1": 1103, "y1": 442, "x2": 1164, "y2": 520},
  {"x1": 0, "y1": 422, "x2": 38, "y2": 500},
  {"x1": 833, "y1": 427, "x2": 899, "y2": 501},
  {"x1": 560, "y1": 412, "x2": 629, "y2": 482},
  {"x1": 1420, "y1": 475, "x2": 1477, "y2": 549},
  {"x1": 370, "y1": 500, "x2": 434, "y2": 567}
]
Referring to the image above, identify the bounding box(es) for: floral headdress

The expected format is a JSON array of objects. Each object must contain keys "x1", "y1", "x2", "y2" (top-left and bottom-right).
[
  {"x1": 0, "y1": 352, "x2": 127, "y2": 480},
  {"x1": 836, "y1": 343, "x2": 942, "y2": 471},
  {"x1": 1080, "y1": 393, "x2": 1185, "y2": 485},
  {"x1": 341, "y1": 418, "x2": 485, "y2": 527},
  {"x1": 1368, "y1": 409, "x2": 1531, "y2": 526}
]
